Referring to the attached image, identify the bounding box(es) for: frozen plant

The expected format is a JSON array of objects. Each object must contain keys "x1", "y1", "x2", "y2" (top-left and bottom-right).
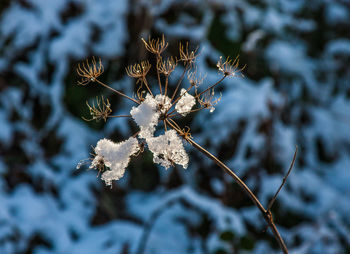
[{"x1": 75, "y1": 36, "x2": 295, "y2": 254}]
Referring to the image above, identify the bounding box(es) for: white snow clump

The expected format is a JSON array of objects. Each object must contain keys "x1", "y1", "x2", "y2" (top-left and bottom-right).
[
  {"x1": 91, "y1": 137, "x2": 140, "y2": 186},
  {"x1": 155, "y1": 94, "x2": 172, "y2": 114},
  {"x1": 175, "y1": 88, "x2": 196, "y2": 116},
  {"x1": 147, "y1": 130, "x2": 189, "y2": 169},
  {"x1": 130, "y1": 94, "x2": 160, "y2": 138},
  {"x1": 91, "y1": 92, "x2": 193, "y2": 185}
]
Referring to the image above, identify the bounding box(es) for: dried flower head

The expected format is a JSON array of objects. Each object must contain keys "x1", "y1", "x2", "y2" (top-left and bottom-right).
[
  {"x1": 198, "y1": 89, "x2": 222, "y2": 113},
  {"x1": 82, "y1": 96, "x2": 112, "y2": 122},
  {"x1": 157, "y1": 57, "x2": 177, "y2": 76},
  {"x1": 187, "y1": 69, "x2": 205, "y2": 88},
  {"x1": 179, "y1": 42, "x2": 198, "y2": 66},
  {"x1": 126, "y1": 60, "x2": 151, "y2": 80},
  {"x1": 141, "y1": 34, "x2": 168, "y2": 55},
  {"x1": 216, "y1": 56, "x2": 245, "y2": 77},
  {"x1": 77, "y1": 57, "x2": 104, "y2": 85},
  {"x1": 74, "y1": 37, "x2": 293, "y2": 254},
  {"x1": 76, "y1": 36, "x2": 242, "y2": 186}
]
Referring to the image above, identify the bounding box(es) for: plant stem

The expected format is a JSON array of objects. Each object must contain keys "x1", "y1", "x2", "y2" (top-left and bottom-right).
[
  {"x1": 267, "y1": 146, "x2": 298, "y2": 211},
  {"x1": 171, "y1": 63, "x2": 189, "y2": 102},
  {"x1": 96, "y1": 80, "x2": 140, "y2": 104},
  {"x1": 187, "y1": 137, "x2": 289, "y2": 254},
  {"x1": 195, "y1": 76, "x2": 226, "y2": 98}
]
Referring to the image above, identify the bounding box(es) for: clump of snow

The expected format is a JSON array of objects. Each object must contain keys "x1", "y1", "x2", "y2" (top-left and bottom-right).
[
  {"x1": 155, "y1": 94, "x2": 172, "y2": 114},
  {"x1": 130, "y1": 94, "x2": 160, "y2": 138},
  {"x1": 175, "y1": 88, "x2": 196, "y2": 116},
  {"x1": 147, "y1": 130, "x2": 189, "y2": 169},
  {"x1": 91, "y1": 137, "x2": 140, "y2": 186}
]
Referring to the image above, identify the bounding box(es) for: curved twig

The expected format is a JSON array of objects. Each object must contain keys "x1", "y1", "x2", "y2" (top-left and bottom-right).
[{"x1": 165, "y1": 119, "x2": 290, "y2": 254}]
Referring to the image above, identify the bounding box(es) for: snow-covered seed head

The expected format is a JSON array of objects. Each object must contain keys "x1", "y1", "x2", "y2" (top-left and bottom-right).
[
  {"x1": 175, "y1": 89, "x2": 196, "y2": 116},
  {"x1": 90, "y1": 138, "x2": 140, "y2": 186},
  {"x1": 77, "y1": 36, "x2": 243, "y2": 186}
]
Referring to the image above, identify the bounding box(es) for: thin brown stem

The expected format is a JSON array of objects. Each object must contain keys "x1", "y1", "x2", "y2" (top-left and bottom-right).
[
  {"x1": 171, "y1": 64, "x2": 189, "y2": 102},
  {"x1": 195, "y1": 76, "x2": 226, "y2": 98},
  {"x1": 156, "y1": 54, "x2": 163, "y2": 95},
  {"x1": 95, "y1": 80, "x2": 140, "y2": 104},
  {"x1": 164, "y1": 76, "x2": 169, "y2": 97},
  {"x1": 188, "y1": 138, "x2": 289, "y2": 254},
  {"x1": 163, "y1": 120, "x2": 167, "y2": 131},
  {"x1": 167, "y1": 118, "x2": 182, "y2": 133},
  {"x1": 108, "y1": 115, "x2": 131, "y2": 118},
  {"x1": 142, "y1": 77, "x2": 154, "y2": 97},
  {"x1": 267, "y1": 146, "x2": 298, "y2": 211},
  {"x1": 166, "y1": 119, "x2": 290, "y2": 254},
  {"x1": 168, "y1": 107, "x2": 203, "y2": 118}
]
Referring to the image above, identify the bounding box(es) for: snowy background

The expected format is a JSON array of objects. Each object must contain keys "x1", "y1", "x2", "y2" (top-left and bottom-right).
[{"x1": 1, "y1": 0, "x2": 350, "y2": 253}]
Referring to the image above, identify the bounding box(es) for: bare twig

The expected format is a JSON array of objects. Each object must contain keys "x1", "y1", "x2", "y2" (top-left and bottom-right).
[
  {"x1": 166, "y1": 119, "x2": 290, "y2": 254},
  {"x1": 108, "y1": 115, "x2": 131, "y2": 118},
  {"x1": 96, "y1": 80, "x2": 140, "y2": 104},
  {"x1": 170, "y1": 63, "x2": 189, "y2": 102},
  {"x1": 195, "y1": 76, "x2": 226, "y2": 98},
  {"x1": 267, "y1": 146, "x2": 298, "y2": 211}
]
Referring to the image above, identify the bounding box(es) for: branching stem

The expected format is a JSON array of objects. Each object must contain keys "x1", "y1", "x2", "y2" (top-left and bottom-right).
[
  {"x1": 267, "y1": 146, "x2": 298, "y2": 211},
  {"x1": 166, "y1": 118, "x2": 290, "y2": 254},
  {"x1": 142, "y1": 77, "x2": 154, "y2": 97},
  {"x1": 108, "y1": 115, "x2": 131, "y2": 118},
  {"x1": 187, "y1": 137, "x2": 289, "y2": 254},
  {"x1": 195, "y1": 76, "x2": 226, "y2": 98},
  {"x1": 156, "y1": 54, "x2": 163, "y2": 95},
  {"x1": 96, "y1": 80, "x2": 140, "y2": 104},
  {"x1": 171, "y1": 64, "x2": 189, "y2": 102}
]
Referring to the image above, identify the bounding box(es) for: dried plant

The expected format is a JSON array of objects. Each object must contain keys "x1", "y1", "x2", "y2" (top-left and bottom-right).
[
  {"x1": 76, "y1": 57, "x2": 104, "y2": 86},
  {"x1": 75, "y1": 36, "x2": 297, "y2": 254},
  {"x1": 82, "y1": 96, "x2": 112, "y2": 122},
  {"x1": 141, "y1": 34, "x2": 168, "y2": 55},
  {"x1": 157, "y1": 57, "x2": 177, "y2": 76},
  {"x1": 197, "y1": 89, "x2": 222, "y2": 113},
  {"x1": 178, "y1": 42, "x2": 198, "y2": 66},
  {"x1": 216, "y1": 55, "x2": 246, "y2": 77}
]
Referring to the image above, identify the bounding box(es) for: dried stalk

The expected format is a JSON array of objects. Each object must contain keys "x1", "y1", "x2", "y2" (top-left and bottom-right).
[
  {"x1": 96, "y1": 80, "x2": 140, "y2": 104},
  {"x1": 188, "y1": 137, "x2": 289, "y2": 254},
  {"x1": 267, "y1": 146, "x2": 298, "y2": 211},
  {"x1": 166, "y1": 119, "x2": 290, "y2": 254}
]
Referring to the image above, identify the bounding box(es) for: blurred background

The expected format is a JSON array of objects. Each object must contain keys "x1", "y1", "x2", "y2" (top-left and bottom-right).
[{"x1": 1, "y1": 0, "x2": 350, "y2": 253}]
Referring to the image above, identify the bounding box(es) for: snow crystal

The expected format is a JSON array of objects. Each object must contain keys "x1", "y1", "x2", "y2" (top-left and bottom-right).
[
  {"x1": 175, "y1": 88, "x2": 196, "y2": 116},
  {"x1": 130, "y1": 94, "x2": 160, "y2": 138},
  {"x1": 147, "y1": 130, "x2": 189, "y2": 169},
  {"x1": 91, "y1": 137, "x2": 140, "y2": 186}
]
